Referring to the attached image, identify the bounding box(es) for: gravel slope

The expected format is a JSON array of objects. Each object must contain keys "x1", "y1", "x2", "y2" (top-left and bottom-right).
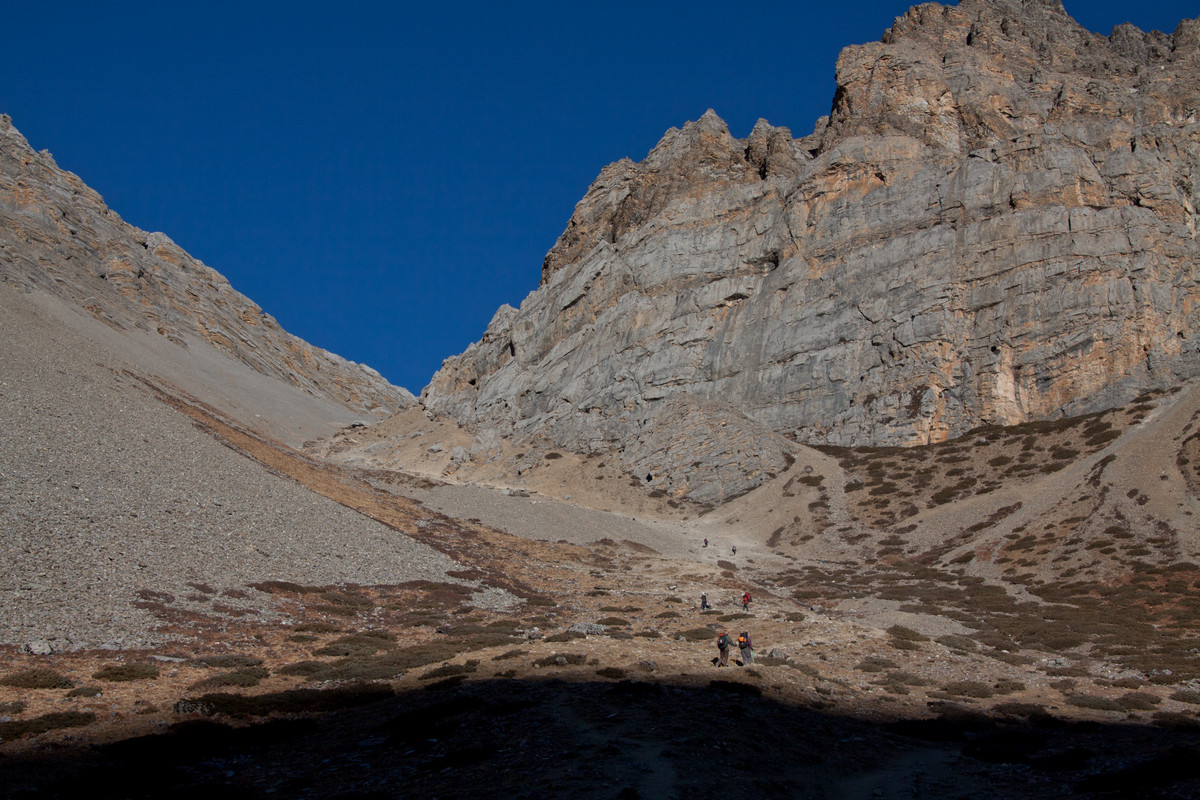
[{"x1": 0, "y1": 285, "x2": 459, "y2": 652}]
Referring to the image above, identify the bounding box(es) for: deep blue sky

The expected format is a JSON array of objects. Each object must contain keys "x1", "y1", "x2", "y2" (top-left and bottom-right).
[{"x1": 3, "y1": 1, "x2": 1195, "y2": 393}]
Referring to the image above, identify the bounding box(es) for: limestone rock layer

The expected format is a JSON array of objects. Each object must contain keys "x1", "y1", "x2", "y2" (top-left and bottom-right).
[{"x1": 424, "y1": 0, "x2": 1200, "y2": 501}]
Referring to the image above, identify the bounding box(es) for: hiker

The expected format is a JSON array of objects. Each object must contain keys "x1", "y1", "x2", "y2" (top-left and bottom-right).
[
  {"x1": 716, "y1": 631, "x2": 731, "y2": 666},
  {"x1": 700, "y1": 591, "x2": 710, "y2": 610},
  {"x1": 703, "y1": 538, "x2": 709, "y2": 548},
  {"x1": 738, "y1": 631, "x2": 754, "y2": 664},
  {"x1": 742, "y1": 591, "x2": 751, "y2": 611},
  {"x1": 732, "y1": 545, "x2": 737, "y2": 555}
]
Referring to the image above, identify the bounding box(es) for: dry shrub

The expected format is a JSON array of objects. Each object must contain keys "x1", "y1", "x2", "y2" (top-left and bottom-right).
[
  {"x1": 65, "y1": 686, "x2": 102, "y2": 698},
  {"x1": 314, "y1": 632, "x2": 396, "y2": 657},
  {"x1": 0, "y1": 700, "x2": 27, "y2": 713},
  {"x1": 1066, "y1": 694, "x2": 1125, "y2": 712},
  {"x1": 492, "y1": 649, "x2": 527, "y2": 661},
  {"x1": 993, "y1": 702, "x2": 1048, "y2": 718},
  {"x1": 1, "y1": 668, "x2": 73, "y2": 689},
  {"x1": 533, "y1": 653, "x2": 587, "y2": 667},
  {"x1": 190, "y1": 667, "x2": 270, "y2": 690},
  {"x1": 1116, "y1": 691, "x2": 1162, "y2": 711},
  {"x1": 0, "y1": 711, "x2": 95, "y2": 740},
  {"x1": 884, "y1": 671, "x2": 929, "y2": 687},
  {"x1": 93, "y1": 663, "x2": 159, "y2": 682},
  {"x1": 597, "y1": 617, "x2": 629, "y2": 626},
  {"x1": 287, "y1": 638, "x2": 503, "y2": 683},
  {"x1": 656, "y1": 611, "x2": 681, "y2": 619},
  {"x1": 1170, "y1": 689, "x2": 1200, "y2": 704},
  {"x1": 277, "y1": 661, "x2": 325, "y2": 677},
  {"x1": 935, "y1": 635, "x2": 977, "y2": 651},
  {"x1": 419, "y1": 660, "x2": 478, "y2": 681},
  {"x1": 176, "y1": 683, "x2": 393, "y2": 718},
  {"x1": 596, "y1": 667, "x2": 626, "y2": 679},
  {"x1": 249, "y1": 580, "x2": 322, "y2": 595},
  {"x1": 887, "y1": 625, "x2": 929, "y2": 642},
  {"x1": 1151, "y1": 711, "x2": 1200, "y2": 729},
  {"x1": 941, "y1": 681, "x2": 995, "y2": 699},
  {"x1": 679, "y1": 628, "x2": 717, "y2": 642}
]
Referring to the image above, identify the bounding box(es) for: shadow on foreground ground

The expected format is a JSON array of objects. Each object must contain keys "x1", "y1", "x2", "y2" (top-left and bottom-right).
[{"x1": 3, "y1": 676, "x2": 1199, "y2": 799}]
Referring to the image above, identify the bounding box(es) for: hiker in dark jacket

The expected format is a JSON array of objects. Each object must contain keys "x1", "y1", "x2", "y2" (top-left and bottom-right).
[
  {"x1": 716, "y1": 631, "x2": 731, "y2": 666},
  {"x1": 738, "y1": 631, "x2": 754, "y2": 664}
]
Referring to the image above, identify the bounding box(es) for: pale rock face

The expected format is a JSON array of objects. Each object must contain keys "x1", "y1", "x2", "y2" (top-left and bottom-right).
[
  {"x1": 430, "y1": 0, "x2": 1200, "y2": 501},
  {"x1": 0, "y1": 115, "x2": 413, "y2": 417}
]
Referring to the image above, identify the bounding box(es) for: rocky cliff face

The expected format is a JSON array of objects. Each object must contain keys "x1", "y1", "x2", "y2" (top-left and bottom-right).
[
  {"x1": 423, "y1": 0, "x2": 1200, "y2": 503},
  {"x1": 0, "y1": 115, "x2": 412, "y2": 419}
]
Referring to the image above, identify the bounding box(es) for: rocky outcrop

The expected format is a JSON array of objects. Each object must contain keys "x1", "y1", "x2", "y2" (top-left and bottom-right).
[
  {"x1": 424, "y1": 0, "x2": 1200, "y2": 501},
  {"x1": 0, "y1": 115, "x2": 412, "y2": 418}
]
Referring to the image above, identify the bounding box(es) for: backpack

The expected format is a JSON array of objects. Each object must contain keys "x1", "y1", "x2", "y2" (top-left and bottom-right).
[
  {"x1": 717, "y1": 634, "x2": 729, "y2": 649},
  {"x1": 738, "y1": 634, "x2": 750, "y2": 648}
]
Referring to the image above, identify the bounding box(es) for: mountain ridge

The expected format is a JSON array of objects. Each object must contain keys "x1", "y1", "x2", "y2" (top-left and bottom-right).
[
  {"x1": 7, "y1": 4, "x2": 1200, "y2": 792},
  {"x1": 0, "y1": 114, "x2": 413, "y2": 444},
  {"x1": 422, "y1": 0, "x2": 1200, "y2": 502}
]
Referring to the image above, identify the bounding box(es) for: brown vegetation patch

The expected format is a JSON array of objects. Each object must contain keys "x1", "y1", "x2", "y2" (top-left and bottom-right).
[
  {"x1": 0, "y1": 712, "x2": 96, "y2": 740},
  {"x1": 1, "y1": 669, "x2": 74, "y2": 689},
  {"x1": 821, "y1": 402, "x2": 1144, "y2": 530},
  {"x1": 92, "y1": 663, "x2": 160, "y2": 682},
  {"x1": 176, "y1": 683, "x2": 394, "y2": 718},
  {"x1": 190, "y1": 666, "x2": 271, "y2": 690}
]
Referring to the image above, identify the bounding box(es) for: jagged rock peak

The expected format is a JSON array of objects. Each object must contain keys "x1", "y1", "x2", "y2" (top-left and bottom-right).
[
  {"x1": 541, "y1": 109, "x2": 804, "y2": 283},
  {"x1": 827, "y1": 0, "x2": 1200, "y2": 153},
  {"x1": 425, "y1": 1, "x2": 1200, "y2": 502}
]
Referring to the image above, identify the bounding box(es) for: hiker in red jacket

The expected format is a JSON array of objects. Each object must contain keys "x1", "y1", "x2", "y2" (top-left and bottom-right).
[{"x1": 742, "y1": 591, "x2": 751, "y2": 611}]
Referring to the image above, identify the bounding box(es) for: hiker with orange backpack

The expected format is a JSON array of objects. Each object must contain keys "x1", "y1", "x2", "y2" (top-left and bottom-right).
[{"x1": 737, "y1": 631, "x2": 754, "y2": 664}]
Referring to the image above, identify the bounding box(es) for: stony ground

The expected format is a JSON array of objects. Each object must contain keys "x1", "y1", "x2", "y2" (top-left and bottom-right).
[{"x1": 4, "y1": 284, "x2": 1200, "y2": 798}]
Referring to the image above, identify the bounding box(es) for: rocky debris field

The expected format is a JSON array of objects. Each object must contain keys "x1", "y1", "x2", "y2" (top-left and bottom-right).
[
  {"x1": 5, "y1": 365, "x2": 1200, "y2": 797},
  {"x1": 4, "y1": 532, "x2": 1200, "y2": 799},
  {"x1": 6, "y1": 278, "x2": 1200, "y2": 797},
  {"x1": 0, "y1": 288, "x2": 459, "y2": 654}
]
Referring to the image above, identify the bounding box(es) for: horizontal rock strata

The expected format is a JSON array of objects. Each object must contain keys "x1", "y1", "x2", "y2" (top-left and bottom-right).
[{"x1": 424, "y1": 0, "x2": 1200, "y2": 500}]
